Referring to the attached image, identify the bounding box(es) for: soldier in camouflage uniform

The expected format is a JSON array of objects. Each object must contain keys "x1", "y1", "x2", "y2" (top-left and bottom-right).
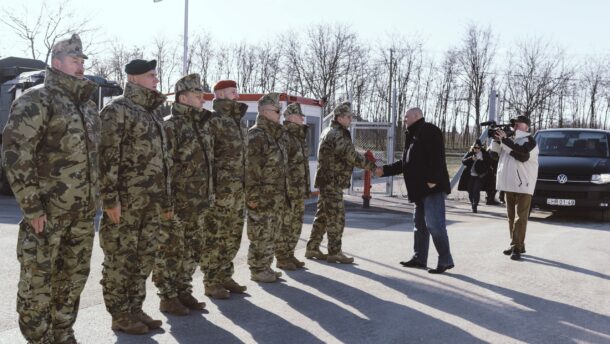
[
  {"x1": 2, "y1": 34, "x2": 98, "y2": 344},
  {"x1": 246, "y1": 93, "x2": 288, "y2": 283},
  {"x1": 99, "y1": 59, "x2": 173, "y2": 334},
  {"x1": 275, "y1": 103, "x2": 310, "y2": 271},
  {"x1": 153, "y1": 74, "x2": 211, "y2": 315},
  {"x1": 305, "y1": 102, "x2": 376, "y2": 264},
  {"x1": 200, "y1": 80, "x2": 248, "y2": 298}
]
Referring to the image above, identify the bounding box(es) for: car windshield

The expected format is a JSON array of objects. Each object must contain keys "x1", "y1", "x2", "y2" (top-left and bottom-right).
[{"x1": 536, "y1": 131, "x2": 609, "y2": 157}]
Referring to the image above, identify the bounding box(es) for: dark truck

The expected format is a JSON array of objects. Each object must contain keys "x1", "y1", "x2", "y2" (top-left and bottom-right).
[
  {"x1": 0, "y1": 56, "x2": 122, "y2": 195},
  {"x1": 532, "y1": 128, "x2": 610, "y2": 221}
]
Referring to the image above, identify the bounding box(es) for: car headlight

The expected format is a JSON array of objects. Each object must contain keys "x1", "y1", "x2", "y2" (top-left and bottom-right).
[{"x1": 591, "y1": 173, "x2": 610, "y2": 184}]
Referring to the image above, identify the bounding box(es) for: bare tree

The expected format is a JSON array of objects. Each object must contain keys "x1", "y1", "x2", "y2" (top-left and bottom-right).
[
  {"x1": 1, "y1": 0, "x2": 98, "y2": 64},
  {"x1": 505, "y1": 38, "x2": 573, "y2": 130},
  {"x1": 458, "y1": 24, "x2": 495, "y2": 136},
  {"x1": 190, "y1": 32, "x2": 214, "y2": 91}
]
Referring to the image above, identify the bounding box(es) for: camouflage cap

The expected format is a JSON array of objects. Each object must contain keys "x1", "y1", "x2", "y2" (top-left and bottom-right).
[
  {"x1": 283, "y1": 103, "x2": 305, "y2": 117},
  {"x1": 174, "y1": 73, "x2": 203, "y2": 93},
  {"x1": 258, "y1": 92, "x2": 281, "y2": 109},
  {"x1": 331, "y1": 101, "x2": 353, "y2": 118},
  {"x1": 52, "y1": 33, "x2": 88, "y2": 59}
]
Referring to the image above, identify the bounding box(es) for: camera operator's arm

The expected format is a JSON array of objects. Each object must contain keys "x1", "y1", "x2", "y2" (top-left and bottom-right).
[
  {"x1": 490, "y1": 130, "x2": 503, "y2": 154},
  {"x1": 462, "y1": 152, "x2": 474, "y2": 166},
  {"x1": 500, "y1": 136, "x2": 536, "y2": 162}
]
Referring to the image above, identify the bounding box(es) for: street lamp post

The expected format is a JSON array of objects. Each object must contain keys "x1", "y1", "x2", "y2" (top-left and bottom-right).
[{"x1": 154, "y1": 0, "x2": 189, "y2": 75}]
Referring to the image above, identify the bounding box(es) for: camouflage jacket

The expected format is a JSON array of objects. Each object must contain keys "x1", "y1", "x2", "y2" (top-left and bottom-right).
[
  {"x1": 165, "y1": 102, "x2": 214, "y2": 211},
  {"x1": 314, "y1": 121, "x2": 376, "y2": 189},
  {"x1": 209, "y1": 99, "x2": 248, "y2": 196},
  {"x1": 282, "y1": 121, "x2": 311, "y2": 201},
  {"x1": 99, "y1": 82, "x2": 172, "y2": 211},
  {"x1": 246, "y1": 115, "x2": 288, "y2": 209},
  {"x1": 1, "y1": 67, "x2": 100, "y2": 220}
]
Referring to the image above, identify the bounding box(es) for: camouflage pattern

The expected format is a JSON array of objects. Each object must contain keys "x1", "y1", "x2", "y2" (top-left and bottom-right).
[
  {"x1": 99, "y1": 206, "x2": 160, "y2": 316},
  {"x1": 174, "y1": 73, "x2": 204, "y2": 93},
  {"x1": 307, "y1": 118, "x2": 376, "y2": 255},
  {"x1": 200, "y1": 98, "x2": 248, "y2": 286},
  {"x1": 283, "y1": 102, "x2": 306, "y2": 117},
  {"x1": 246, "y1": 113, "x2": 288, "y2": 273},
  {"x1": 153, "y1": 98, "x2": 214, "y2": 299},
  {"x1": 2, "y1": 66, "x2": 99, "y2": 343},
  {"x1": 2, "y1": 67, "x2": 100, "y2": 220},
  {"x1": 330, "y1": 101, "x2": 352, "y2": 118},
  {"x1": 52, "y1": 33, "x2": 88, "y2": 59},
  {"x1": 98, "y1": 81, "x2": 171, "y2": 318},
  {"x1": 257, "y1": 92, "x2": 281, "y2": 108},
  {"x1": 314, "y1": 120, "x2": 376, "y2": 189},
  {"x1": 275, "y1": 120, "x2": 310, "y2": 260},
  {"x1": 307, "y1": 187, "x2": 345, "y2": 254}
]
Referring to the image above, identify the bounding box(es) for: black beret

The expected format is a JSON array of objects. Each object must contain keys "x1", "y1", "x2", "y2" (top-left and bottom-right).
[{"x1": 124, "y1": 59, "x2": 157, "y2": 75}]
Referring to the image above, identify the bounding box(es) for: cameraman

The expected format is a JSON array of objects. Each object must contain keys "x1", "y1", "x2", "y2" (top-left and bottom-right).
[{"x1": 491, "y1": 115, "x2": 539, "y2": 261}]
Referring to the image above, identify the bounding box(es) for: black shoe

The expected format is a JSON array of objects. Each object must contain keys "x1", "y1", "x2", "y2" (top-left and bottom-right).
[
  {"x1": 486, "y1": 200, "x2": 500, "y2": 205},
  {"x1": 400, "y1": 258, "x2": 427, "y2": 269},
  {"x1": 503, "y1": 247, "x2": 513, "y2": 255},
  {"x1": 428, "y1": 264, "x2": 454, "y2": 274},
  {"x1": 472, "y1": 206, "x2": 477, "y2": 213},
  {"x1": 510, "y1": 252, "x2": 522, "y2": 260}
]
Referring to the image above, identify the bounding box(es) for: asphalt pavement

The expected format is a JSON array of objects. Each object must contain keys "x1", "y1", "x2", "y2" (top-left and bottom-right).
[{"x1": 0, "y1": 193, "x2": 609, "y2": 344}]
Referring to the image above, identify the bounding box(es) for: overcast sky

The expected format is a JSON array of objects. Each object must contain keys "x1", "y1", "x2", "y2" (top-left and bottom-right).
[{"x1": 0, "y1": 0, "x2": 608, "y2": 61}]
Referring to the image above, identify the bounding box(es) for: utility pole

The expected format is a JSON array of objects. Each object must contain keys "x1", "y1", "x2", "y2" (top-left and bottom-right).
[
  {"x1": 154, "y1": 0, "x2": 189, "y2": 75},
  {"x1": 388, "y1": 48, "x2": 394, "y2": 122}
]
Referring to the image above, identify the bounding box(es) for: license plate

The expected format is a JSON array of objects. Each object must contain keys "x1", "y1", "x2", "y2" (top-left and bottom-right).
[{"x1": 546, "y1": 198, "x2": 575, "y2": 206}]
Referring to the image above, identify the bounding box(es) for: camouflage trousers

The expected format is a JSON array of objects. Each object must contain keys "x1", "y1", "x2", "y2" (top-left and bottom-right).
[
  {"x1": 247, "y1": 200, "x2": 285, "y2": 273},
  {"x1": 153, "y1": 208, "x2": 206, "y2": 299},
  {"x1": 275, "y1": 199, "x2": 305, "y2": 260},
  {"x1": 200, "y1": 193, "x2": 244, "y2": 286},
  {"x1": 100, "y1": 205, "x2": 159, "y2": 318},
  {"x1": 306, "y1": 187, "x2": 345, "y2": 255},
  {"x1": 16, "y1": 214, "x2": 95, "y2": 344}
]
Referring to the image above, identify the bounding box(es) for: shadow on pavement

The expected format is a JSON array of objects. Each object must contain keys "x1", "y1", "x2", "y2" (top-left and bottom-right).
[
  {"x1": 212, "y1": 296, "x2": 324, "y2": 344},
  {"x1": 286, "y1": 269, "x2": 485, "y2": 343},
  {"x1": 523, "y1": 255, "x2": 610, "y2": 281},
  {"x1": 325, "y1": 263, "x2": 610, "y2": 343},
  {"x1": 163, "y1": 311, "x2": 242, "y2": 344}
]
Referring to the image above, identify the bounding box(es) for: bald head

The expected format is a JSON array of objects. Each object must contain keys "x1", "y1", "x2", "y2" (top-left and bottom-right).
[{"x1": 404, "y1": 107, "x2": 424, "y2": 128}]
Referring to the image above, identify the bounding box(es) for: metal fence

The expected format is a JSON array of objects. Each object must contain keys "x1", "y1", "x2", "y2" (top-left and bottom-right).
[{"x1": 348, "y1": 121, "x2": 394, "y2": 196}]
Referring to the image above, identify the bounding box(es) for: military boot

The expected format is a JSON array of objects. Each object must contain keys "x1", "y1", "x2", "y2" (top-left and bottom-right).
[
  {"x1": 276, "y1": 258, "x2": 297, "y2": 271},
  {"x1": 327, "y1": 252, "x2": 354, "y2": 264},
  {"x1": 268, "y1": 268, "x2": 283, "y2": 278},
  {"x1": 178, "y1": 293, "x2": 206, "y2": 310},
  {"x1": 111, "y1": 313, "x2": 149, "y2": 334},
  {"x1": 290, "y1": 255, "x2": 306, "y2": 268},
  {"x1": 205, "y1": 284, "x2": 230, "y2": 299},
  {"x1": 250, "y1": 270, "x2": 277, "y2": 283},
  {"x1": 305, "y1": 248, "x2": 327, "y2": 260},
  {"x1": 223, "y1": 278, "x2": 247, "y2": 294},
  {"x1": 134, "y1": 310, "x2": 162, "y2": 329},
  {"x1": 160, "y1": 297, "x2": 190, "y2": 316}
]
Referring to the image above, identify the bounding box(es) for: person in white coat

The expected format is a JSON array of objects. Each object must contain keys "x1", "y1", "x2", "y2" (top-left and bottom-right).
[{"x1": 491, "y1": 115, "x2": 539, "y2": 260}]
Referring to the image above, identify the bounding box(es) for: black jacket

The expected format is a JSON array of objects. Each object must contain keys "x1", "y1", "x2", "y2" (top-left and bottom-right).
[
  {"x1": 382, "y1": 118, "x2": 451, "y2": 202},
  {"x1": 457, "y1": 149, "x2": 492, "y2": 191}
]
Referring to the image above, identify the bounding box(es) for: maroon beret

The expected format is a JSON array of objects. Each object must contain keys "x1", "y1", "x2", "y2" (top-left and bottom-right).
[{"x1": 213, "y1": 80, "x2": 238, "y2": 91}]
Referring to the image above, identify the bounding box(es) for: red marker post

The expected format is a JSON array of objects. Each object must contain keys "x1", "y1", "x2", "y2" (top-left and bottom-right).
[{"x1": 362, "y1": 150, "x2": 376, "y2": 208}]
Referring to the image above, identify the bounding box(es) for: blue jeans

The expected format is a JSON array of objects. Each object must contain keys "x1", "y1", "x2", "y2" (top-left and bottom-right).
[{"x1": 411, "y1": 192, "x2": 454, "y2": 267}]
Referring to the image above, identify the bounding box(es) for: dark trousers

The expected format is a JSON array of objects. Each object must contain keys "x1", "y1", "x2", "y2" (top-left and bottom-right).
[
  {"x1": 467, "y1": 177, "x2": 482, "y2": 207},
  {"x1": 505, "y1": 192, "x2": 531, "y2": 252},
  {"x1": 411, "y1": 192, "x2": 454, "y2": 267}
]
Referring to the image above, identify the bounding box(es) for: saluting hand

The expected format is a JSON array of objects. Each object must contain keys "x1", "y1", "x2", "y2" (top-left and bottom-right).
[
  {"x1": 247, "y1": 201, "x2": 258, "y2": 209},
  {"x1": 162, "y1": 211, "x2": 174, "y2": 220},
  {"x1": 374, "y1": 167, "x2": 384, "y2": 177}
]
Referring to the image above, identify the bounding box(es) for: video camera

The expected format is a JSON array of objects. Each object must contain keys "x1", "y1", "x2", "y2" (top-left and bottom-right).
[{"x1": 480, "y1": 120, "x2": 515, "y2": 138}]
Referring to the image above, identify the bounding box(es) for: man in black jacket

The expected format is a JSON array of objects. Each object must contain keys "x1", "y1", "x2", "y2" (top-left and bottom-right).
[{"x1": 376, "y1": 107, "x2": 455, "y2": 274}]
